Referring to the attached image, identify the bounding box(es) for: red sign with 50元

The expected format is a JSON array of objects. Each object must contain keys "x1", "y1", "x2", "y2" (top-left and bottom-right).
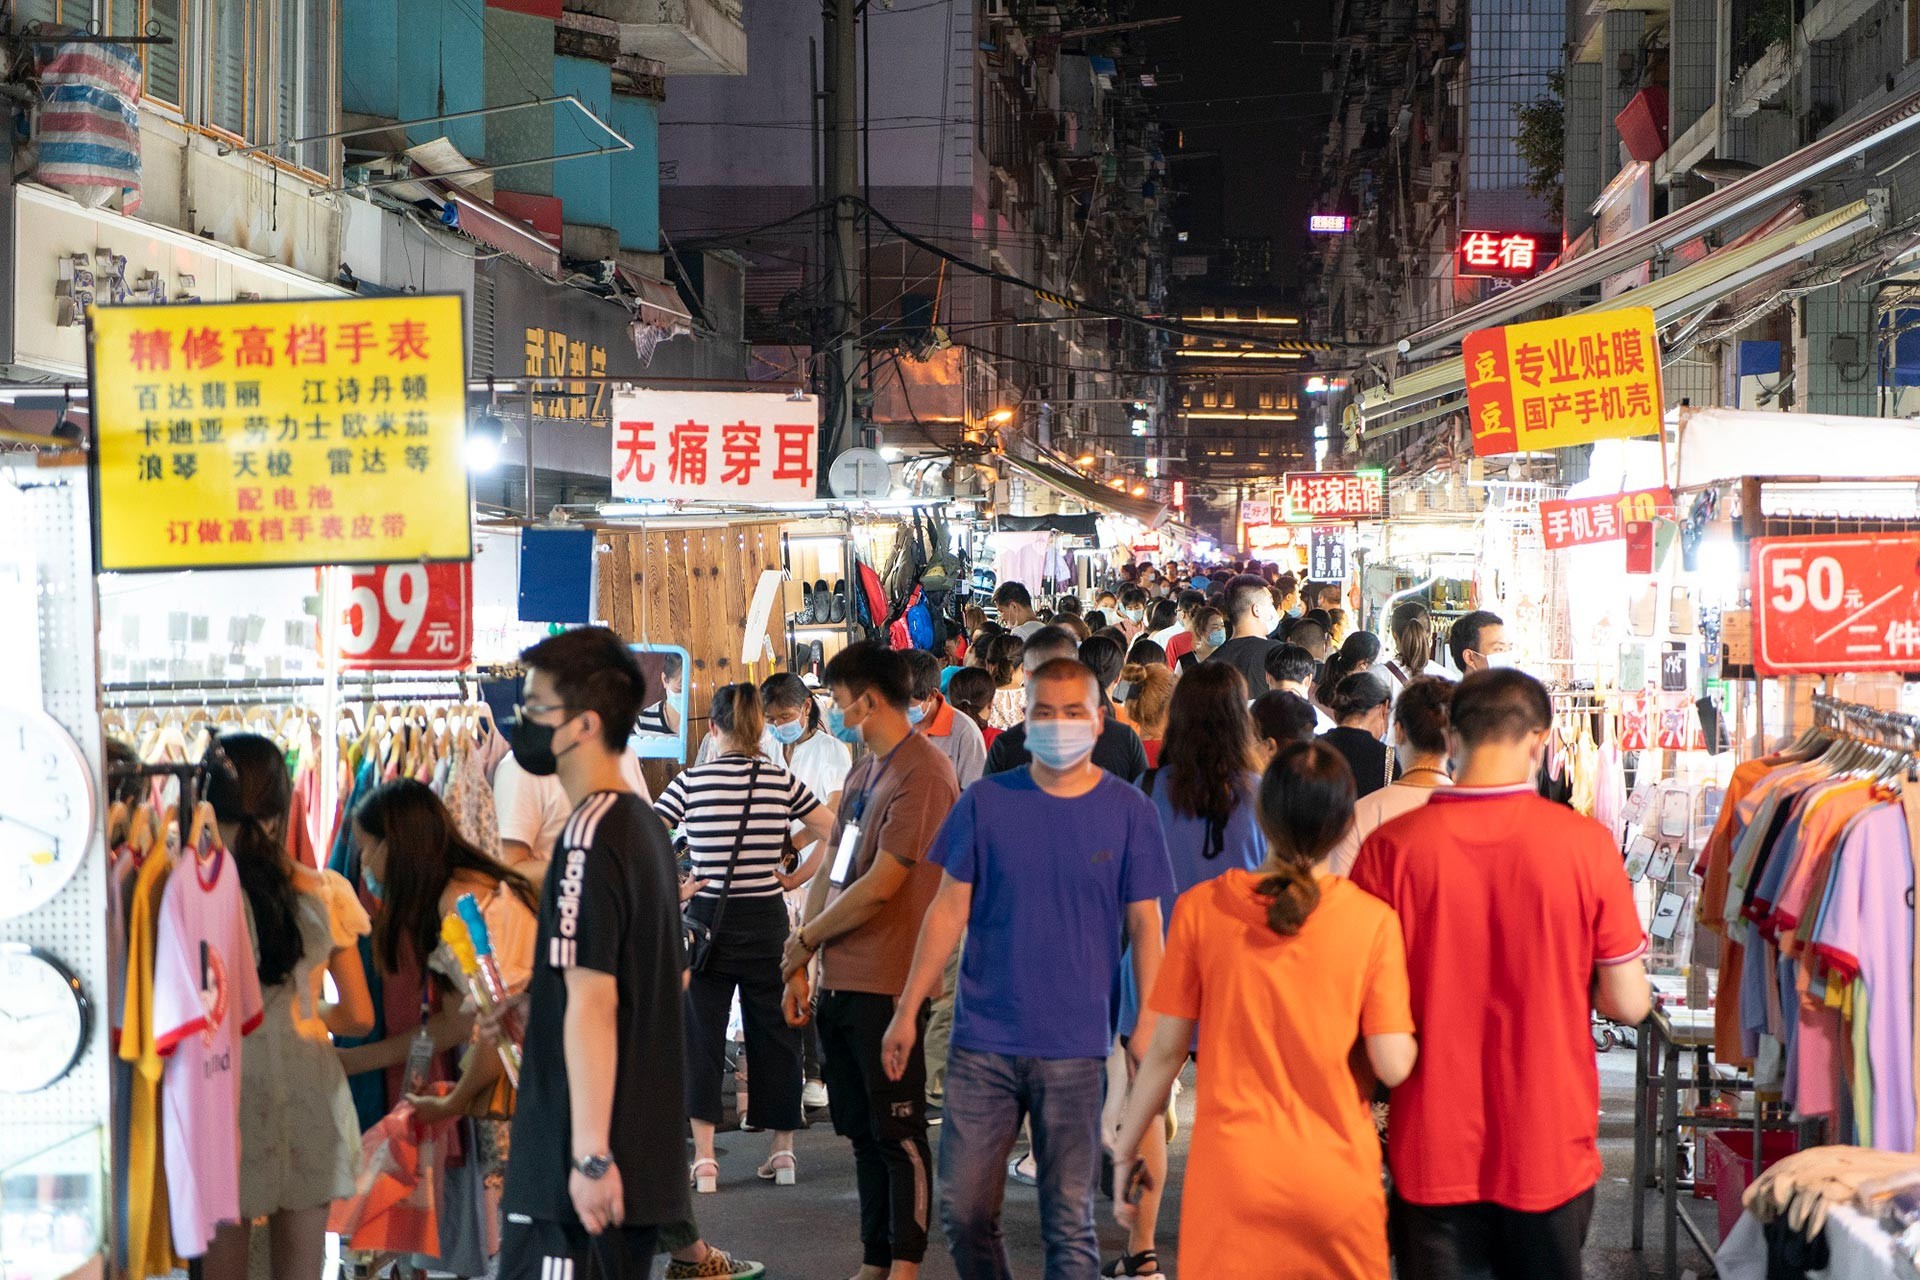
[{"x1": 1751, "y1": 535, "x2": 1920, "y2": 675}]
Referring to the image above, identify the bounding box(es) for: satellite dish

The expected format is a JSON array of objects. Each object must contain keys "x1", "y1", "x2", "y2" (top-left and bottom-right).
[{"x1": 828, "y1": 447, "x2": 892, "y2": 500}]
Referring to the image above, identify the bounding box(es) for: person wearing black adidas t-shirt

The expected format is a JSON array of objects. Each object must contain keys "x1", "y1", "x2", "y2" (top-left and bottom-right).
[{"x1": 497, "y1": 628, "x2": 761, "y2": 1280}]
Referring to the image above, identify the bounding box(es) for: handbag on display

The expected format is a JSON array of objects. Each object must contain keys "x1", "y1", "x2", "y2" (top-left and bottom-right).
[{"x1": 682, "y1": 760, "x2": 760, "y2": 974}]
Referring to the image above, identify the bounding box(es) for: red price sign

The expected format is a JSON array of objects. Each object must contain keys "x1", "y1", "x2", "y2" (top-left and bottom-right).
[
  {"x1": 338, "y1": 562, "x2": 473, "y2": 670},
  {"x1": 1751, "y1": 536, "x2": 1920, "y2": 675}
]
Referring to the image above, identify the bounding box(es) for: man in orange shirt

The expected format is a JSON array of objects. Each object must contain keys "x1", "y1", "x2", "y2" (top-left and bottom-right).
[{"x1": 1350, "y1": 670, "x2": 1651, "y2": 1279}]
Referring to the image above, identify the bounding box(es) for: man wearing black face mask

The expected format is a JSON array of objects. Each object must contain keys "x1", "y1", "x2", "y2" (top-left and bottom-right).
[{"x1": 499, "y1": 627, "x2": 762, "y2": 1280}]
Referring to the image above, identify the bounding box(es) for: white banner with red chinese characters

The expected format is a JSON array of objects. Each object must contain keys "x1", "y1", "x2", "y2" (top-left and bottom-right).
[
  {"x1": 1539, "y1": 486, "x2": 1673, "y2": 550},
  {"x1": 610, "y1": 389, "x2": 821, "y2": 503}
]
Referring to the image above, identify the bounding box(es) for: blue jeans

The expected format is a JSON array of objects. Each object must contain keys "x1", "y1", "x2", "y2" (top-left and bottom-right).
[{"x1": 938, "y1": 1045, "x2": 1104, "y2": 1280}]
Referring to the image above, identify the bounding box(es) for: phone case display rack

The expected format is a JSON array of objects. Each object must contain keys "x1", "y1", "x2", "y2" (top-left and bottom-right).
[{"x1": 1, "y1": 461, "x2": 115, "y2": 1273}]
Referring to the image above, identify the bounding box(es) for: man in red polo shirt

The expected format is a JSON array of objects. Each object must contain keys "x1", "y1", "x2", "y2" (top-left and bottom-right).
[{"x1": 1350, "y1": 669, "x2": 1650, "y2": 1280}]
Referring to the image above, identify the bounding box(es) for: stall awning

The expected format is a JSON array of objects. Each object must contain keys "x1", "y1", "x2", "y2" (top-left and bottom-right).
[
  {"x1": 1000, "y1": 452, "x2": 1169, "y2": 528},
  {"x1": 1380, "y1": 87, "x2": 1920, "y2": 361},
  {"x1": 1357, "y1": 198, "x2": 1880, "y2": 435},
  {"x1": 618, "y1": 266, "x2": 694, "y2": 332},
  {"x1": 1674, "y1": 408, "x2": 1920, "y2": 488}
]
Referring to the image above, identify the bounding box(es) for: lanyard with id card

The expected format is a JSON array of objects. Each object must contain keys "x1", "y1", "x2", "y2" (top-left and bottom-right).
[{"x1": 830, "y1": 737, "x2": 908, "y2": 887}]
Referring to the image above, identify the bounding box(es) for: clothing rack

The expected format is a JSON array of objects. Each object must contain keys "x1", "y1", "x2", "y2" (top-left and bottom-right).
[
  {"x1": 1809, "y1": 693, "x2": 1920, "y2": 746},
  {"x1": 101, "y1": 669, "x2": 520, "y2": 710},
  {"x1": 106, "y1": 760, "x2": 207, "y2": 852}
]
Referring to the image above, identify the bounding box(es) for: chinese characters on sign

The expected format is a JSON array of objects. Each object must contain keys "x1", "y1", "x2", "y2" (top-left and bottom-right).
[
  {"x1": 1462, "y1": 306, "x2": 1664, "y2": 457},
  {"x1": 1539, "y1": 486, "x2": 1674, "y2": 551},
  {"x1": 1751, "y1": 535, "x2": 1920, "y2": 675},
  {"x1": 1240, "y1": 499, "x2": 1272, "y2": 528},
  {"x1": 337, "y1": 563, "x2": 473, "y2": 671},
  {"x1": 1308, "y1": 214, "x2": 1352, "y2": 234},
  {"x1": 1456, "y1": 230, "x2": 1560, "y2": 279},
  {"x1": 1281, "y1": 471, "x2": 1386, "y2": 523},
  {"x1": 523, "y1": 325, "x2": 610, "y2": 425},
  {"x1": 610, "y1": 389, "x2": 822, "y2": 504},
  {"x1": 91, "y1": 295, "x2": 471, "y2": 572},
  {"x1": 1308, "y1": 527, "x2": 1348, "y2": 580}
]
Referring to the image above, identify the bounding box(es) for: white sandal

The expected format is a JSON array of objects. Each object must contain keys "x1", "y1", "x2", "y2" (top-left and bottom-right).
[
  {"x1": 757, "y1": 1150, "x2": 798, "y2": 1186},
  {"x1": 690, "y1": 1157, "x2": 719, "y2": 1194}
]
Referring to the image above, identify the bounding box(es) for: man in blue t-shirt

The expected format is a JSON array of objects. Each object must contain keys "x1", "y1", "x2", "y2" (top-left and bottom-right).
[{"x1": 882, "y1": 658, "x2": 1175, "y2": 1280}]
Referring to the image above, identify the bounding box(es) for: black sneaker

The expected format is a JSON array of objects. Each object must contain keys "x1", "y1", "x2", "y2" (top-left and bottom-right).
[{"x1": 1101, "y1": 1251, "x2": 1164, "y2": 1279}]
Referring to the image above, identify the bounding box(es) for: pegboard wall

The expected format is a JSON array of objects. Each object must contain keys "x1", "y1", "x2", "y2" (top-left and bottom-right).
[{"x1": 0, "y1": 461, "x2": 112, "y2": 1205}]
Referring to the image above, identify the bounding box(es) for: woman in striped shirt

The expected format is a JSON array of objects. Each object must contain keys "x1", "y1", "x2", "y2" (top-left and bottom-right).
[{"x1": 656, "y1": 684, "x2": 838, "y2": 1191}]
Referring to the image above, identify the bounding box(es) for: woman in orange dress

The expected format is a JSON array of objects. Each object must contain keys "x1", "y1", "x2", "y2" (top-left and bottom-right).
[{"x1": 1110, "y1": 740, "x2": 1418, "y2": 1280}]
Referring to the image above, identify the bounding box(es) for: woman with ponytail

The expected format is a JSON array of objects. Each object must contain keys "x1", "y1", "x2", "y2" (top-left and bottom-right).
[
  {"x1": 1108, "y1": 741, "x2": 1418, "y2": 1280},
  {"x1": 204, "y1": 734, "x2": 375, "y2": 1280}
]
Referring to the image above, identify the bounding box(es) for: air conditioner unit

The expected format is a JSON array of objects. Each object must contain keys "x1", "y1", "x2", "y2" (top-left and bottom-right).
[{"x1": 1432, "y1": 158, "x2": 1459, "y2": 188}]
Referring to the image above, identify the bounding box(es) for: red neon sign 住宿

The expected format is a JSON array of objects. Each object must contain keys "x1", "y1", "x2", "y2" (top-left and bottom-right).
[{"x1": 1457, "y1": 230, "x2": 1560, "y2": 279}]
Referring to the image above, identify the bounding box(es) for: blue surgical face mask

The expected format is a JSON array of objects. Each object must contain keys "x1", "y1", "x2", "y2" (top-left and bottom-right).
[
  {"x1": 1026, "y1": 718, "x2": 1098, "y2": 769},
  {"x1": 770, "y1": 718, "x2": 806, "y2": 746},
  {"x1": 1121, "y1": 606, "x2": 1143, "y2": 622},
  {"x1": 1287, "y1": 605, "x2": 1305, "y2": 619},
  {"x1": 1206, "y1": 628, "x2": 1227, "y2": 647},
  {"x1": 360, "y1": 861, "x2": 384, "y2": 901},
  {"x1": 826, "y1": 701, "x2": 865, "y2": 744},
  {"x1": 906, "y1": 703, "x2": 927, "y2": 726}
]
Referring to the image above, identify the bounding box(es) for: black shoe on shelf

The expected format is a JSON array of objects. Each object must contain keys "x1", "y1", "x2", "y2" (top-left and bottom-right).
[
  {"x1": 811, "y1": 579, "x2": 831, "y2": 623},
  {"x1": 830, "y1": 580, "x2": 848, "y2": 623}
]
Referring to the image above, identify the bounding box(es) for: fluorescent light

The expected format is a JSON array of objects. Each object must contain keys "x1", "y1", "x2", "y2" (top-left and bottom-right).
[
  {"x1": 1172, "y1": 350, "x2": 1304, "y2": 360},
  {"x1": 465, "y1": 410, "x2": 504, "y2": 472},
  {"x1": 1183, "y1": 412, "x2": 1299, "y2": 422},
  {"x1": 1174, "y1": 316, "x2": 1300, "y2": 325}
]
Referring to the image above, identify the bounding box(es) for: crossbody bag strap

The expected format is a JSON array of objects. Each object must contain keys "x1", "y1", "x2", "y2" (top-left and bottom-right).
[{"x1": 706, "y1": 760, "x2": 761, "y2": 939}]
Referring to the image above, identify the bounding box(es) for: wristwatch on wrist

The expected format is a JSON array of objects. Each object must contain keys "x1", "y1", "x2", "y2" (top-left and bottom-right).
[{"x1": 573, "y1": 1153, "x2": 614, "y2": 1180}]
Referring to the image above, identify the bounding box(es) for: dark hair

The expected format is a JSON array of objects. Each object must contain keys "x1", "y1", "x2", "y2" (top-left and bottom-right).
[
  {"x1": 1118, "y1": 585, "x2": 1150, "y2": 614},
  {"x1": 1390, "y1": 599, "x2": 1434, "y2": 674},
  {"x1": 1127, "y1": 637, "x2": 1167, "y2": 667},
  {"x1": 1304, "y1": 608, "x2": 1333, "y2": 632},
  {"x1": 1313, "y1": 583, "x2": 1344, "y2": 609},
  {"x1": 972, "y1": 620, "x2": 1005, "y2": 643},
  {"x1": 1288, "y1": 619, "x2": 1328, "y2": 652},
  {"x1": 993, "y1": 581, "x2": 1033, "y2": 610},
  {"x1": 1254, "y1": 741, "x2": 1356, "y2": 936},
  {"x1": 1317, "y1": 631, "x2": 1382, "y2": 704},
  {"x1": 1079, "y1": 635, "x2": 1126, "y2": 691},
  {"x1": 1223, "y1": 573, "x2": 1271, "y2": 622},
  {"x1": 1274, "y1": 573, "x2": 1298, "y2": 599},
  {"x1": 1124, "y1": 662, "x2": 1177, "y2": 735},
  {"x1": 1450, "y1": 668, "x2": 1550, "y2": 746},
  {"x1": 1029, "y1": 656, "x2": 1101, "y2": 705},
  {"x1": 1251, "y1": 691, "x2": 1318, "y2": 747},
  {"x1": 1054, "y1": 594, "x2": 1084, "y2": 616},
  {"x1": 1057, "y1": 614, "x2": 1092, "y2": 641},
  {"x1": 711, "y1": 682, "x2": 767, "y2": 754},
  {"x1": 1395, "y1": 675, "x2": 1456, "y2": 755},
  {"x1": 660, "y1": 651, "x2": 685, "y2": 679},
  {"x1": 1331, "y1": 672, "x2": 1392, "y2": 723},
  {"x1": 1176, "y1": 588, "x2": 1208, "y2": 613},
  {"x1": 519, "y1": 626, "x2": 650, "y2": 749},
  {"x1": 946, "y1": 666, "x2": 997, "y2": 720},
  {"x1": 1449, "y1": 609, "x2": 1505, "y2": 672},
  {"x1": 1092, "y1": 625, "x2": 1131, "y2": 649},
  {"x1": 1264, "y1": 642, "x2": 1317, "y2": 687},
  {"x1": 825, "y1": 640, "x2": 913, "y2": 710},
  {"x1": 760, "y1": 672, "x2": 821, "y2": 731},
  {"x1": 901, "y1": 648, "x2": 944, "y2": 701},
  {"x1": 982, "y1": 632, "x2": 1026, "y2": 686},
  {"x1": 1147, "y1": 597, "x2": 1179, "y2": 631},
  {"x1": 1162, "y1": 663, "x2": 1258, "y2": 827},
  {"x1": 1022, "y1": 625, "x2": 1080, "y2": 668},
  {"x1": 355, "y1": 779, "x2": 539, "y2": 972},
  {"x1": 1084, "y1": 609, "x2": 1110, "y2": 631},
  {"x1": 206, "y1": 733, "x2": 300, "y2": 986}
]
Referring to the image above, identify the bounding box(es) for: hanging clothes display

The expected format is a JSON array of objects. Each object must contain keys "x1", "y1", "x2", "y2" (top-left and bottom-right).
[{"x1": 1692, "y1": 698, "x2": 1920, "y2": 1152}]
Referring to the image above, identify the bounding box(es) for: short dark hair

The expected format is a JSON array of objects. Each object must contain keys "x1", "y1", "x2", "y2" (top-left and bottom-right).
[
  {"x1": 660, "y1": 650, "x2": 684, "y2": 679},
  {"x1": 1119, "y1": 585, "x2": 1149, "y2": 610},
  {"x1": 519, "y1": 626, "x2": 649, "y2": 749},
  {"x1": 1274, "y1": 573, "x2": 1298, "y2": 598},
  {"x1": 901, "y1": 648, "x2": 943, "y2": 701},
  {"x1": 946, "y1": 666, "x2": 997, "y2": 717},
  {"x1": 993, "y1": 581, "x2": 1033, "y2": 610},
  {"x1": 1288, "y1": 619, "x2": 1329, "y2": 651},
  {"x1": 1084, "y1": 610, "x2": 1109, "y2": 631},
  {"x1": 1022, "y1": 625, "x2": 1080, "y2": 668},
  {"x1": 1264, "y1": 642, "x2": 1317, "y2": 686},
  {"x1": 1304, "y1": 608, "x2": 1333, "y2": 632},
  {"x1": 1079, "y1": 635, "x2": 1126, "y2": 689},
  {"x1": 1330, "y1": 672, "x2": 1392, "y2": 722},
  {"x1": 1054, "y1": 594, "x2": 1084, "y2": 616},
  {"x1": 1029, "y1": 656, "x2": 1101, "y2": 705},
  {"x1": 1394, "y1": 675, "x2": 1456, "y2": 755},
  {"x1": 1251, "y1": 690, "x2": 1318, "y2": 747},
  {"x1": 825, "y1": 640, "x2": 913, "y2": 710},
  {"x1": 1450, "y1": 668, "x2": 1550, "y2": 746},
  {"x1": 1176, "y1": 588, "x2": 1208, "y2": 613},
  {"x1": 1450, "y1": 610, "x2": 1505, "y2": 672},
  {"x1": 1223, "y1": 573, "x2": 1272, "y2": 621}
]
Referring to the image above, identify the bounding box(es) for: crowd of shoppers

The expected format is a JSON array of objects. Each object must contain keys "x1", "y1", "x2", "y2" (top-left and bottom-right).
[{"x1": 272, "y1": 555, "x2": 1648, "y2": 1280}]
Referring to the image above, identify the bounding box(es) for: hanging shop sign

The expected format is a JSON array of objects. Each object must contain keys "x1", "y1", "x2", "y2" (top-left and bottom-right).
[
  {"x1": 1308, "y1": 527, "x2": 1348, "y2": 580},
  {"x1": 1462, "y1": 306, "x2": 1664, "y2": 457},
  {"x1": 1751, "y1": 535, "x2": 1920, "y2": 674},
  {"x1": 1456, "y1": 229, "x2": 1560, "y2": 280},
  {"x1": 1281, "y1": 470, "x2": 1386, "y2": 523},
  {"x1": 609, "y1": 388, "x2": 821, "y2": 504},
  {"x1": 1539, "y1": 486, "x2": 1674, "y2": 550},
  {"x1": 90, "y1": 295, "x2": 472, "y2": 572},
  {"x1": 337, "y1": 562, "x2": 473, "y2": 671},
  {"x1": 1240, "y1": 499, "x2": 1273, "y2": 528}
]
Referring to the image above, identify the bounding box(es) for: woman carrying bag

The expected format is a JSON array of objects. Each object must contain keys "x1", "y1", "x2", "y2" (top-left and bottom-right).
[{"x1": 657, "y1": 684, "x2": 838, "y2": 1192}]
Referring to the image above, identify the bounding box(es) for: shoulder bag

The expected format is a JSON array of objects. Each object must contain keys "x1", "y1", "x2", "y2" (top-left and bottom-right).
[{"x1": 682, "y1": 760, "x2": 760, "y2": 975}]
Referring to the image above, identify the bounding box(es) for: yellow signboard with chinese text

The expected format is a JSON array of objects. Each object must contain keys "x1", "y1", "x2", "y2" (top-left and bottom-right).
[
  {"x1": 1461, "y1": 306, "x2": 1663, "y2": 456},
  {"x1": 91, "y1": 295, "x2": 472, "y2": 571}
]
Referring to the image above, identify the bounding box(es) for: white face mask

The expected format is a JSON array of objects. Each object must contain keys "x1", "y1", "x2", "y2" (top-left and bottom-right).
[{"x1": 1484, "y1": 651, "x2": 1517, "y2": 669}]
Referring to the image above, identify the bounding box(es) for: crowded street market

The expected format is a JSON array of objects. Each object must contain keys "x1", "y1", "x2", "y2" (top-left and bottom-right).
[{"x1": 18, "y1": 2, "x2": 1920, "y2": 1279}]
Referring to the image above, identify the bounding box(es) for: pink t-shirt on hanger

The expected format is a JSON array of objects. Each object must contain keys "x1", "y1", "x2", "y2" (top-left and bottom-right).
[{"x1": 153, "y1": 841, "x2": 265, "y2": 1258}]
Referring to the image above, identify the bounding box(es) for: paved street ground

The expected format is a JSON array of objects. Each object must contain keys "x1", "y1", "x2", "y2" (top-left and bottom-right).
[{"x1": 675, "y1": 1051, "x2": 1720, "y2": 1279}]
